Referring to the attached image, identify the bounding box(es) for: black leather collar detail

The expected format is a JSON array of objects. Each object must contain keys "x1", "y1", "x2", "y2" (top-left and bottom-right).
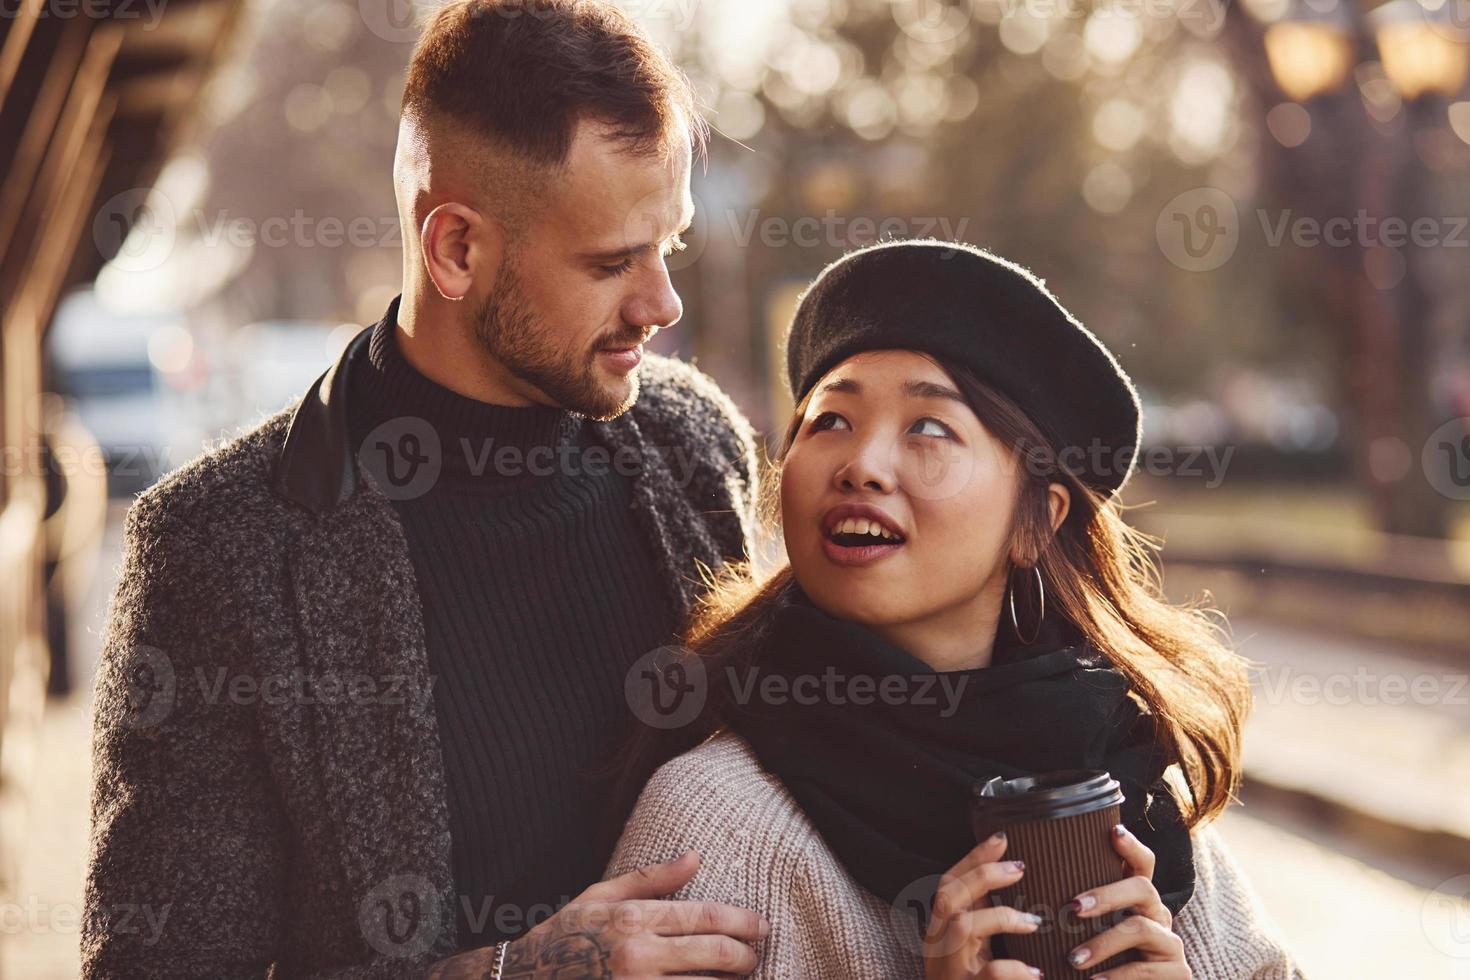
[{"x1": 271, "y1": 322, "x2": 372, "y2": 514}]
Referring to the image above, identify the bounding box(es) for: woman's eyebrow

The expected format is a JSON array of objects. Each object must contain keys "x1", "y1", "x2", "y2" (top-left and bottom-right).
[
  {"x1": 902, "y1": 380, "x2": 966, "y2": 404},
  {"x1": 816, "y1": 376, "x2": 965, "y2": 405},
  {"x1": 817, "y1": 376, "x2": 862, "y2": 396}
]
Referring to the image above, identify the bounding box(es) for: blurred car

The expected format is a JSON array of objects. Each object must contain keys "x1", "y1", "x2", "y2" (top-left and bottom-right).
[
  {"x1": 221, "y1": 320, "x2": 360, "y2": 431},
  {"x1": 46, "y1": 290, "x2": 198, "y2": 495}
]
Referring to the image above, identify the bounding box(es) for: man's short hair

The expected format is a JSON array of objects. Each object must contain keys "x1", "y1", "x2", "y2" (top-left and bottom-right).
[{"x1": 401, "y1": 0, "x2": 707, "y2": 165}]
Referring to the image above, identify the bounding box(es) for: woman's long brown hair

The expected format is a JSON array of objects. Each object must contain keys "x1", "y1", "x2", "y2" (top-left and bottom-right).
[{"x1": 600, "y1": 352, "x2": 1255, "y2": 850}]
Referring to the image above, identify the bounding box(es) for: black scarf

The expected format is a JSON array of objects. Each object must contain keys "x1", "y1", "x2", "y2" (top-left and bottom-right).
[{"x1": 728, "y1": 583, "x2": 1195, "y2": 919}]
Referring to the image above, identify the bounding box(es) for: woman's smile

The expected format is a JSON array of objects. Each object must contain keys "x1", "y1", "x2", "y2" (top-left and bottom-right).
[{"x1": 820, "y1": 501, "x2": 908, "y2": 566}]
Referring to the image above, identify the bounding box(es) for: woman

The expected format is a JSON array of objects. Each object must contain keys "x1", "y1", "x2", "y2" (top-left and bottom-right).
[{"x1": 604, "y1": 240, "x2": 1304, "y2": 979}]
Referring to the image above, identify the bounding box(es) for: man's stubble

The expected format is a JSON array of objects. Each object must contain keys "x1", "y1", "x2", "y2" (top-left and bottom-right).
[{"x1": 471, "y1": 257, "x2": 645, "y2": 421}]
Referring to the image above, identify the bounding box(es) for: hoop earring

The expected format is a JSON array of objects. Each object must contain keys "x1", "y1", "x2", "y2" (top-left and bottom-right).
[{"x1": 1007, "y1": 565, "x2": 1046, "y2": 645}]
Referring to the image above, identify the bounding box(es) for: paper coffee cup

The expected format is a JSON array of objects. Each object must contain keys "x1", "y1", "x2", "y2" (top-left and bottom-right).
[{"x1": 970, "y1": 769, "x2": 1142, "y2": 977}]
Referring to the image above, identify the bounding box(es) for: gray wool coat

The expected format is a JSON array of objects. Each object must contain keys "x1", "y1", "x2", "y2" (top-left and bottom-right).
[{"x1": 81, "y1": 315, "x2": 761, "y2": 980}]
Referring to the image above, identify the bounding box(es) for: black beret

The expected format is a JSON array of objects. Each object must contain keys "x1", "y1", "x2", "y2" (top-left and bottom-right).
[{"x1": 783, "y1": 239, "x2": 1142, "y2": 495}]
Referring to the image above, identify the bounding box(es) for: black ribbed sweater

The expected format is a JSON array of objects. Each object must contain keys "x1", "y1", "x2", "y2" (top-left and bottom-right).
[{"x1": 346, "y1": 318, "x2": 678, "y2": 948}]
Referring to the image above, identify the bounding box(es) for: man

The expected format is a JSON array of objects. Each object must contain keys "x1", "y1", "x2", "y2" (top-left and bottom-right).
[{"x1": 82, "y1": 2, "x2": 769, "y2": 977}]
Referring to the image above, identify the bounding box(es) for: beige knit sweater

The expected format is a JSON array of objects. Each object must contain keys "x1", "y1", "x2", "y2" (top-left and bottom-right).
[{"x1": 607, "y1": 731, "x2": 1307, "y2": 979}]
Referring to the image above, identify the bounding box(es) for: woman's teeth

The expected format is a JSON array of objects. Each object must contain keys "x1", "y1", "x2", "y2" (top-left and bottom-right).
[{"x1": 827, "y1": 517, "x2": 901, "y2": 541}]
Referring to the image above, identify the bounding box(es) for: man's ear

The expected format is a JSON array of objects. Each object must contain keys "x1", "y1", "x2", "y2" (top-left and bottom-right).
[
  {"x1": 420, "y1": 201, "x2": 502, "y2": 301},
  {"x1": 1048, "y1": 482, "x2": 1072, "y2": 533}
]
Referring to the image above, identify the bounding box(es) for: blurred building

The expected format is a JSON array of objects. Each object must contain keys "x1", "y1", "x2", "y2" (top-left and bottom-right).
[{"x1": 0, "y1": 0, "x2": 246, "y2": 923}]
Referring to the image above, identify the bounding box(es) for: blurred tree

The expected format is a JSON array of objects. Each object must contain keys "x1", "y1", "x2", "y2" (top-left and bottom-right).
[
  {"x1": 1219, "y1": 0, "x2": 1470, "y2": 541},
  {"x1": 197, "y1": 0, "x2": 409, "y2": 327},
  {"x1": 183, "y1": 0, "x2": 1468, "y2": 545},
  {"x1": 674, "y1": 0, "x2": 1465, "y2": 542}
]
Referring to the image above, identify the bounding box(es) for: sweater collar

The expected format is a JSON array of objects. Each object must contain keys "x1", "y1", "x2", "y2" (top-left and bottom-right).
[
  {"x1": 272, "y1": 294, "x2": 592, "y2": 508},
  {"x1": 350, "y1": 303, "x2": 579, "y2": 481}
]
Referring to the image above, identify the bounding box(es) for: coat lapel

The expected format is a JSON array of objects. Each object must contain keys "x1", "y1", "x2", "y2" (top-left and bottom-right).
[
  {"x1": 283, "y1": 481, "x2": 457, "y2": 960},
  {"x1": 592, "y1": 411, "x2": 726, "y2": 624}
]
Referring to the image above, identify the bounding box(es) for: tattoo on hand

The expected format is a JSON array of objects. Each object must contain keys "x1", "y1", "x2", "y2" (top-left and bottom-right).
[{"x1": 501, "y1": 932, "x2": 612, "y2": 979}]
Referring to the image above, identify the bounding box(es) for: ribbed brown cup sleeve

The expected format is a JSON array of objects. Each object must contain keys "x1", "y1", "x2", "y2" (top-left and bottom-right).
[{"x1": 986, "y1": 803, "x2": 1142, "y2": 977}]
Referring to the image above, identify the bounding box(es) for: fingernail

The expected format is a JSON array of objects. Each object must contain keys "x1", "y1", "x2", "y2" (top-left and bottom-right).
[
  {"x1": 1023, "y1": 912, "x2": 1042, "y2": 926},
  {"x1": 1071, "y1": 894, "x2": 1097, "y2": 913},
  {"x1": 1008, "y1": 860, "x2": 1025, "y2": 873},
  {"x1": 1030, "y1": 969, "x2": 1043, "y2": 978},
  {"x1": 759, "y1": 918, "x2": 771, "y2": 937},
  {"x1": 1068, "y1": 946, "x2": 1091, "y2": 967},
  {"x1": 990, "y1": 830, "x2": 1007, "y2": 842},
  {"x1": 1114, "y1": 823, "x2": 1128, "y2": 837}
]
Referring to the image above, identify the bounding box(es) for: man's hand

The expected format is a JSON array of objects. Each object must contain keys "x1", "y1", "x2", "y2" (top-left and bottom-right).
[{"x1": 426, "y1": 850, "x2": 770, "y2": 979}]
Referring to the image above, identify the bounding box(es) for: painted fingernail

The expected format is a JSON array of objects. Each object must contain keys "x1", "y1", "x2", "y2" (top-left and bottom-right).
[
  {"x1": 1008, "y1": 860, "x2": 1025, "y2": 873},
  {"x1": 1071, "y1": 894, "x2": 1098, "y2": 913},
  {"x1": 1030, "y1": 969, "x2": 1043, "y2": 978},
  {"x1": 1023, "y1": 912, "x2": 1042, "y2": 926},
  {"x1": 1068, "y1": 946, "x2": 1091, "y2": 967},
  {"x1": 990, "y1": 830, "x2": 1007, "y2": 842},
  {"x1": 1114, "y1": 823, "x2": 1128, "y2": 837}
]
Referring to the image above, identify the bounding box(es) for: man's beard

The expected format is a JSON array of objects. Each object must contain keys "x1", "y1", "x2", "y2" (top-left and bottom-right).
[{"x1": 471, "y1": 260, "x2": 644, "y2": 421}]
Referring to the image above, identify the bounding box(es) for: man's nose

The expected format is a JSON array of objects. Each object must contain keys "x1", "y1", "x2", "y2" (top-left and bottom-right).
[{"x1": 623, "y1": 259, "x2": 683, "y2": 332}]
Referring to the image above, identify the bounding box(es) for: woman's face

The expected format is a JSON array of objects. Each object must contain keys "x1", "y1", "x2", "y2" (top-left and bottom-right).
[{"x1": 780, "y1": 349, "x2": 1024, "y2": 635}]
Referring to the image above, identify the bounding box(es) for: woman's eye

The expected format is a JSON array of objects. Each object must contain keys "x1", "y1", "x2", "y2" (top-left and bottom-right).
[
  {"x1": 910, "y1": 417, "x2": 954, "y2": 439},
  {"x1": 809, "y1": 411, "x2": 849, "y2": 432},
  {"x1": 600, "y1": 258, "x2": 636, "y2": 277}
]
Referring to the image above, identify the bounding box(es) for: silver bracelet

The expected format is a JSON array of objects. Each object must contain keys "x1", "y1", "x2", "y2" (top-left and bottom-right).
[{"x1": 489, "y1": 940, "x2": 508, "y2": 980}]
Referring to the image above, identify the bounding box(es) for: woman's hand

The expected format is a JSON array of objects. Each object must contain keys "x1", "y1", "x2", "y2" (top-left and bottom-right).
[
  {"x1": 1064, "y1": 823, "x2": 1191, "y2": 979},
  {"x1": 924, "y1": 831, "x2": 1045, "y2": 980}
]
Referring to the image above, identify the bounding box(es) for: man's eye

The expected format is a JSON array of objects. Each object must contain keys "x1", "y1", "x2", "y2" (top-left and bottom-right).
[
  {"x1": 910, "y1": 417, "x2": 954, "y2": 439},
  {"x1": 809, "y1": 411, "x2": 849, "y2": 432},
  {"x1": 600, "y1": 258, "x2": 636, "y2": 277}
]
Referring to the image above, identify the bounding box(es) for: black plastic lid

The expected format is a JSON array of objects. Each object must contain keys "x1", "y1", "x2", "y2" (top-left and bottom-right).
[{"x1": 971, "y1": 769, "x2": 1123, "y2": 825}]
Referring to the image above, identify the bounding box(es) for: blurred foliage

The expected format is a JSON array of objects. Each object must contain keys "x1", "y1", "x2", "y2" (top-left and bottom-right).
[{"x1": 181, "y1": 0, "x2": 1470, "y2": 535}]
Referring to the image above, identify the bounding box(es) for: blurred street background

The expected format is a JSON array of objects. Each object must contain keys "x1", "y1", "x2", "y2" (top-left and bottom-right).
[{"x1": 4, "y1": 0, "x2": 1470, "y2": 975}]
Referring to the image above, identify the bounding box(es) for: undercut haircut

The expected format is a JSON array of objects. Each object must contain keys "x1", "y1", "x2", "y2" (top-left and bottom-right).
[{"x1": 401, "y1": 0, "x2": 708, "y2": 167}]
